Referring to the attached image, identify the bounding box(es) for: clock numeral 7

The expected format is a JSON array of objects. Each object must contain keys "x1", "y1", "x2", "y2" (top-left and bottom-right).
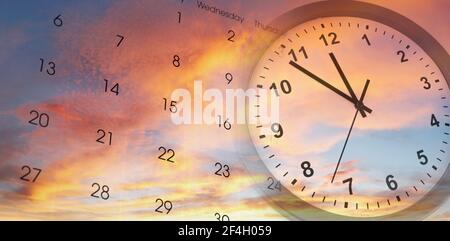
[{"x1": 342, "y1": 177, "x2": 353, "y2": 195}]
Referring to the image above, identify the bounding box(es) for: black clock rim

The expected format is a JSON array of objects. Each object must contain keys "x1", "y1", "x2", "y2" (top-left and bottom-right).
[{"x1": 244, "y1": 0, "x2": 450, "y2": 221}]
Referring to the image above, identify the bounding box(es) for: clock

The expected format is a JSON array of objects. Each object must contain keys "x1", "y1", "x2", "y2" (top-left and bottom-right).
[{"x1": 247, "y1": 0, "x2": 450, "y2": 219}]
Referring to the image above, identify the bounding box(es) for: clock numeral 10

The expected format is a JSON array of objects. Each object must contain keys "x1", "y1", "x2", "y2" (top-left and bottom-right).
[{"x1": 270, "y1": 80, "x2": 292, "y2": 96}]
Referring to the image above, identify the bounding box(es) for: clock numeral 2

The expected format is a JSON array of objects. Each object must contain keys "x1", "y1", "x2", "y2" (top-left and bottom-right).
[{"x1": 397, "y1": 50, "x2": 408, "y2": 63}]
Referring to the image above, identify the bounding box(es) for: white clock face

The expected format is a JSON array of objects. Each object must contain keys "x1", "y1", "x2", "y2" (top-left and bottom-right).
[{"x1": 249, "y1": 16, "x2": 450, "y2": 217}]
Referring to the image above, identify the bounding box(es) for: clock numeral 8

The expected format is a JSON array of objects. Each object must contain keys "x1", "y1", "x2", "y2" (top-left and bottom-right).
[{"x1": 301, "y1": 161, "x2": 314, "y2": 178}]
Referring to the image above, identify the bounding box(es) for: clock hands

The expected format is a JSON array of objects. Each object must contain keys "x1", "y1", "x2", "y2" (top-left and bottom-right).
[
  {"x1": 329, "y1": 52, "x2": 367, "y2": 117},
  {"x1": 330, "y1": 79, "x2": 370, "y2": 183},
  {"x1": 289, "y1": 60, "x2": 373, "y2": 114}
]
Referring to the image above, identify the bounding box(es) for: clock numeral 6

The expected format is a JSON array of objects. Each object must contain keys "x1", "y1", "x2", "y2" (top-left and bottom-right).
[
  {"x1": 385, "y1": 175, "x2": 398, "y2": 191},
  {"x1": 416, "y1": 150, "x2": 428, "y2": 165}
]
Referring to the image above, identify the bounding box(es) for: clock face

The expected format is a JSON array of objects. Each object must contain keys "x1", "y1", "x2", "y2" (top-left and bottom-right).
[{"x1": 248, "y1": 16, "x2": 450, "y2": 218}]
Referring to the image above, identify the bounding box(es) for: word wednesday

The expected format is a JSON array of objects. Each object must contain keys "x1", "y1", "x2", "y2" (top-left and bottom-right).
[
  {"x1": 196, "y1": 0, "x2": 245, "y2": 24},
  {"x1": 178, "y1": 225, "x2": 213, "y2": 239}
]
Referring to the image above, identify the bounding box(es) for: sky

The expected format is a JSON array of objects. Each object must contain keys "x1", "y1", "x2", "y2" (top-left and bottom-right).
[{"x1": 0, "y1": 0, "x2": 449, "y2": 220}]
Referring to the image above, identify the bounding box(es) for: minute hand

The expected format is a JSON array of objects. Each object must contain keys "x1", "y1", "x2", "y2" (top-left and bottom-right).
[{"x1": 289, "y1": 60, "x2": 373, "y2": 114}]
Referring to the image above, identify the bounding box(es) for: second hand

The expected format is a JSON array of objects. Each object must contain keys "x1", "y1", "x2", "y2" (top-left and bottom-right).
[{"x1": 330, "y1": 79, "x2": 370, "y2": 183}]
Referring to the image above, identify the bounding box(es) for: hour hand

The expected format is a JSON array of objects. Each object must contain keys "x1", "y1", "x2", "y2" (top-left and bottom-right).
[
  {"x1": 329, "y1": 52, "x2": 367, "y2": 117},
  {"x1": 289, "y1": 60, "x2": 373, "y2": 114}
]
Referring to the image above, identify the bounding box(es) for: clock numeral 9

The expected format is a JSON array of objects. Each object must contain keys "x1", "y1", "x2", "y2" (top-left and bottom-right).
[
  {"x1": 431, "y1": 114, "x2": 440, "y2": 127},
  {"x1": 271, "y1": 123, "x2": 283, "y2": 138},
  {"x1": 214, "y1": 162, "x2": 230, "y2": 178},
  {"x1": 301, "y1": 161, "x2": 314, "y2": 178},
  {"x1": 270, "y1": 80, "x2": 292, "y2": 96},
  {"x1": 319, "y1": 32, "x2": 340, "y2": 46},
  {"x1": 385, "y1": 175, "x2": 398, "y2": 191},
  {"x1": 225, "y1": 72, "x2": 233, "y2": 84},
  {"x1": 155, "y1": 198, "x2": 172, "y2": 214},
  {"x1": 416, "y1": 150, "x2": 428, "y2": 165}
]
